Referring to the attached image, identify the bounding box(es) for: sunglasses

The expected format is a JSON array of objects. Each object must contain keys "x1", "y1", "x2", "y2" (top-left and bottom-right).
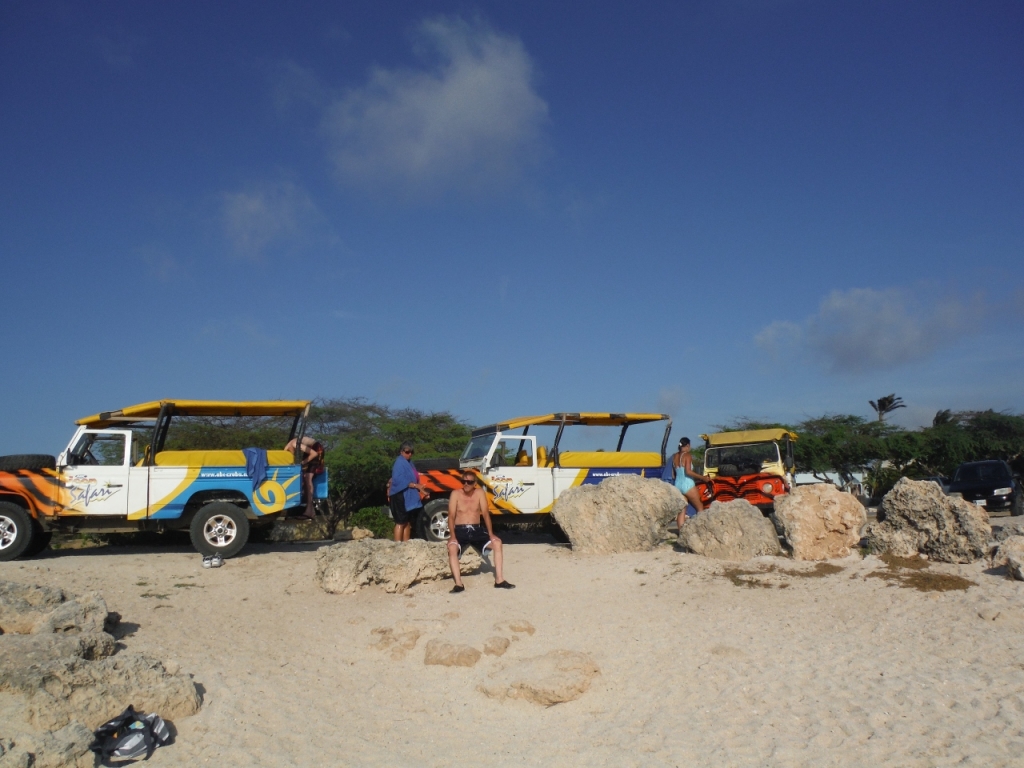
[
  {"x1": 402, "y1": 449, "x2": 414, "y2": 455},
  {"x1": 462, "y1": 478, "x2": 476, "y2": 485}
]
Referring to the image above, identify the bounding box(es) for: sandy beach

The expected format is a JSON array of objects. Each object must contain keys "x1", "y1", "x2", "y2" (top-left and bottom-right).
[{"x1": 3, "y1": 531, "x2": 1024, "y2": 767}]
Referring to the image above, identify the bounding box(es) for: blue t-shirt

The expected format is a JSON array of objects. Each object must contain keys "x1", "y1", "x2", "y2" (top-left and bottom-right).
[{"x1": 391, "y1": 456, "x2": 422, "y2": 511}]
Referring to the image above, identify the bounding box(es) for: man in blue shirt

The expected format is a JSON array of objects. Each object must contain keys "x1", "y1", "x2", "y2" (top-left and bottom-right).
[{"x1": 389, "y1": 442, "x2": 425, "y2": 541}]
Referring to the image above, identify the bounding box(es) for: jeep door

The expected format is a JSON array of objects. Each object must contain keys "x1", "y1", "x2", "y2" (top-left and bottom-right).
[
  {"x1": 485, "y1": 436, "x2": 542, "y2": 513},
  {"x1": 62, "y1": 430, "x2": 132, "y2": 516}
]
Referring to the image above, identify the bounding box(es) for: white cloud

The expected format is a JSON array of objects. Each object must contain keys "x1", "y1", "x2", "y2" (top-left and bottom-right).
[
  {"x1": 756, "y1": 287, "x2": 984, "y2": 374},
  {"x1": 321, "y1": 16, "x2": 548, "y2": 196},
  {"x1": 221, "y1": 181, "x2": 322, "y2": 260}
]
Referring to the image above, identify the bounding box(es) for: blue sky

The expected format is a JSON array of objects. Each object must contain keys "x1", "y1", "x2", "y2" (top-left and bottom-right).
[{"x1": 2, "y1": 0, "x2": 1022, "y2": 456}]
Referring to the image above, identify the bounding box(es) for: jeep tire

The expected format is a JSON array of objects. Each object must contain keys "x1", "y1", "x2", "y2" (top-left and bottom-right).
[
  {"x1": 190, "y1": 503, "x2": 250, "y2": 558},
  {"x1": 421, "y1": 499, "x2": 449, "y2": 542},
  {"x1": 0, "y1": 454, "x2": 57, "y2": 472},
  {"x1": 0, "y1": 502, "x2": 35, "y2": 561}
]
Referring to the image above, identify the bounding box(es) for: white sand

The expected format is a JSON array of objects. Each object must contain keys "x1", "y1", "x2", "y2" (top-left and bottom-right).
[{"x1": 4, "y1": 535, "x2": 1024, "y2": 767}]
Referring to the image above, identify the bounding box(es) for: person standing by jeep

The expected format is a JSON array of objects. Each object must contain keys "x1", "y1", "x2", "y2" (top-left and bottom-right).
[
  {"x1": 447, "y1": 471, "x2": 514, "y2": 592},
  {"x1": 390, "y1": 442, "x2": 425, "y2": 542}
]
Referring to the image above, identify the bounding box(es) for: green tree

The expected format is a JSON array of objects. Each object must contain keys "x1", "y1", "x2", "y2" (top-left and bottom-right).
[{"x1": 313, "y1": 398, "x2": 471, "y2": 515}]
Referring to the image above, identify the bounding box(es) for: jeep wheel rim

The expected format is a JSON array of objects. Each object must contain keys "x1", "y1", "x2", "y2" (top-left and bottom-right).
[
  {"x1": 0, "y1": 516, "x2": 17, "y2": 551},
  {"x1": 428, "y1": 511, "x2": 449, "y2": 540},
  {"x1": 203, "y1": 514, "x2": 237, "y2": 548}
]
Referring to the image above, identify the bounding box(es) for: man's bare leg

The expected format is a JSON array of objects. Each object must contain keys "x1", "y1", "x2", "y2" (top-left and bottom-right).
[
  {"x1": 447, "y1": 541, "x2": 464, "y2": 590},
  {"x1": 492, "y1": 539, "x2": 504, "y2": 583},
  {"x1": 394, "y1": 523, "x2": 410, "y2": 542}
]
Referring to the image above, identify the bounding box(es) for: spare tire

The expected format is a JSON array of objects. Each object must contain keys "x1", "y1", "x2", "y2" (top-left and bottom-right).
[{"x1": 0, "y1": 454, "x2": 57, "y2": 471}]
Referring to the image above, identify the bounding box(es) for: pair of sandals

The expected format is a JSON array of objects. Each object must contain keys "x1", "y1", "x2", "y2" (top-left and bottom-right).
[{"x1": 202, "y1": 554, "x2": 224, "y2": 568}]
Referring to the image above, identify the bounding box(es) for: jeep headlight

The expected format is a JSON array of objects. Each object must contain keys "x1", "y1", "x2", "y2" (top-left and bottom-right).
[
  {"x1": 761, "y1": 482, "x2": 774, "y2": 494},
  {"x1": 993, "y1": 487, "x2": 1012, "y2": 496}
]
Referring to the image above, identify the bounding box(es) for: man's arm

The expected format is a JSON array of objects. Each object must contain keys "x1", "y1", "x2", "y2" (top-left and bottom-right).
[{"x1": 478, "y1": 490, "x2": 496, "y2": 538}]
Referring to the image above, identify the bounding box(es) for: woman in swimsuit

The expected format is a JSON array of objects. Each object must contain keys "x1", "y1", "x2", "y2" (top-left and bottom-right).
[{"x1": 670, "y1": 437, "x2": 712, "y2": 529}]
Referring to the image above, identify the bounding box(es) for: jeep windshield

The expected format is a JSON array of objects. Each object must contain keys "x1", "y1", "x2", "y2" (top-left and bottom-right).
[
  {"x1": 704, "y1": 443, "x2": 780, "y2": 476},
  {"x1": 461, "y1": 433, "x2": 496, "y2": 461}
]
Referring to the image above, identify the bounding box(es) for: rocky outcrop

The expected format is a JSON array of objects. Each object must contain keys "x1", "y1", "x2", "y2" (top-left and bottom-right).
[
  {"x1": 0, "y1": 582, "x2": 110, "y2": 635},
  {"x1": 0, "y1": 580, "x2": 201, "y2": 767},
  {"x1": 771, "y1": 484, "x2": 866, "y2": 560},
  {"x1": 551, "y1": 475, "x2": 685, "y2": 554},
  {"x1": 266, "y1": 516, "x2": 334, "y2": 542},
  {"x1": 992, "y1": 535, "x2": 1024, "y2": 581},
  {"x1": 678, "y1": 499, "x2": 781, "y2": 560},
  {"x1": 423, "y1": 639, "x2": 481, "y2": 667},
  {"x1": 479, "y1": 650, "x2": 600, "y2": 705},
  {"x1": 3, "y1": 652, "x2": 201, "y2": 731},
  {"x1": 0, "y1": 723, "x2": 94, "y2": 768},
  {"x1": 864, "y1": 478, "x2": 991, "y2": 563},
  {"x1": 315, "y1": 539, "x2": 481, "y2": 594}
]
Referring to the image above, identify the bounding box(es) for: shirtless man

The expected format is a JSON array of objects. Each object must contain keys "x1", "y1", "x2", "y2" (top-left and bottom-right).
[{"x1": 447, "y1": 471, "x2": 515, "y2": 593}]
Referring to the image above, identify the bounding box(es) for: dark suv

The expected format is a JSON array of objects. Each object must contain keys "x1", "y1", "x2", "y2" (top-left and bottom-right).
[{"x1": 948, "y1": 460, "x2": 1022, "y2": 515}]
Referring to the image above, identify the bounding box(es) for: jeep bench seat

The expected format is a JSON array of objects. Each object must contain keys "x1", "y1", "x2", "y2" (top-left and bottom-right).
[
  {"x1": 556, "y1": 451, "x2": 661, "y2": 468},
  {"x1": 153, "y1": 450, "x2": 295, "y2": 467}
]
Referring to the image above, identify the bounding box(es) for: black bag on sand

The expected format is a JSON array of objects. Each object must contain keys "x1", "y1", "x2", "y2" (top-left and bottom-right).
[{"x1": 90, "y1": 705, "x2": 171, "y2": 764}]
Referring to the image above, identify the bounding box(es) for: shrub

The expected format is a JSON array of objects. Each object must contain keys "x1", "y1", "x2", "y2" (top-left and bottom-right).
[{"x1": 348, "y1": 506, "x2": 393, "y2": 539}]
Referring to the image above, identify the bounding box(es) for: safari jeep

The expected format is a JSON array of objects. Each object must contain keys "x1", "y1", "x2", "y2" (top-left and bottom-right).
[
  {"x1": 416, "y1": 413, "x2": 672, "y2": 541},
  {"x1": 0, "y1": 400, "x2": 327, "y2": 561},
  {"x1": 698, "y1": 428, "x2": 797, "y2": 513}
]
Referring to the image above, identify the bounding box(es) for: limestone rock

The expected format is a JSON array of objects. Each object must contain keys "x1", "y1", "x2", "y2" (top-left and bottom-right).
[
  {"x1": 0, "y1": 632, "x2": 117, "y2": 678},
  {"x1": 678, "y1": 499, "x2": 781, "y2": 560},
  {"x1": 351, "y1": 527, "x2": 375, "y2": 541},
  {"x1": 864, "y1": 478, "x2": 991, "y2": 563},
  {"x1": 0, "y1": 581, "x2": 110, "y2": 635},
  {"x1": 483, "y1": 637, "x2": 510, "y2": 657},
  {"x1": 479, "y1": 650, "x2": 600, "y2": 705},
  {"x1": 266, "y1": 516, "x2": 334, "y2": 542},
  {"x1": 4, "y1": 652, "x2": 201, "y2": 730},
  {"x1": 1, "y1": 723, "x2": 94, "y2": 768},
  {"x1": 771, "y1": 484, "x2": 866, "y2": 560},
  {"x1": 551, "y1": 475, "x2": 685, "y2": 554},
  {"x1": 993, "y1": 519, "x2": 1024, "y2": 542},
  {"x1": 992, "y1": 535, "x2": 1024, "y2": 581},
  {"x1": 423, "y1": 639, "x2": 481, "y2": 667},
  {"x1": 494, "y1": 619, "x2": 535, "y2": 636},
  {"x1": 315, "y1": 539, "x2": 480, "y2": 594}
]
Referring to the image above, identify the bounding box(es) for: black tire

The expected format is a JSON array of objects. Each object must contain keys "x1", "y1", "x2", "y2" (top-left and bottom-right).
[
  {"x1": 421, "y1": 499, "x2": 449, "y2": 542},
  {"x1": 22, "y1": 523, "x2": 52, "y2": 557},
  {"x1": 0, "y1": 502, "x2": 35, "y2": 561},
  {"x1": 0, "y1": 454, "x2": 57, "y2": 472},
  {"x1": 1013, "y1": 493, "x2": 1024, "y2": 517},
  {"x1": 189, "y1": 503, "x2": 250, "y2": 557}
]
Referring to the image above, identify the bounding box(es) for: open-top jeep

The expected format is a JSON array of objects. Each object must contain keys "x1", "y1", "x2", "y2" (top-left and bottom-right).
[
  {"x1": 698, "y1": 428, "x2": 797, "y2": 513},
  {"x1": 0, "y1": 400, "x2": 327, "y2": 560},
  {"x1": 416, "y1": 412, "x2": 672, "y2": 541}
]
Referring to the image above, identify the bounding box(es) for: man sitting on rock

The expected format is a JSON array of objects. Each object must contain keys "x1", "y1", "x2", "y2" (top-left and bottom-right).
[{"x1": 447, "y1": 471, "x2": 514, "y2": 593}]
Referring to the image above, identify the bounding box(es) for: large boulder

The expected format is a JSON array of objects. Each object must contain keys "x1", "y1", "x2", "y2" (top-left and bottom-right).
[
  {"x1": 678, "y1": 499, "x2": 781, "y2": 560},
  {"x1": 315, "y1": 539, "x2": 481, "y2": 594},
  {"x1": 864, "y1": 478, "x2": 991, "y2": 563},
  {"x1": 992, "y1": 535, "x2": 1024, "y2": 581},
  {"x1": 993, "y1": 519, "x2": 1024, "y2": 543},
  {"x1": 551, "y1": 475, "x2": 685, "y2": 554},
  {"x1": 771, "y1": 484, "x2": 866, "y2": 560}
]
